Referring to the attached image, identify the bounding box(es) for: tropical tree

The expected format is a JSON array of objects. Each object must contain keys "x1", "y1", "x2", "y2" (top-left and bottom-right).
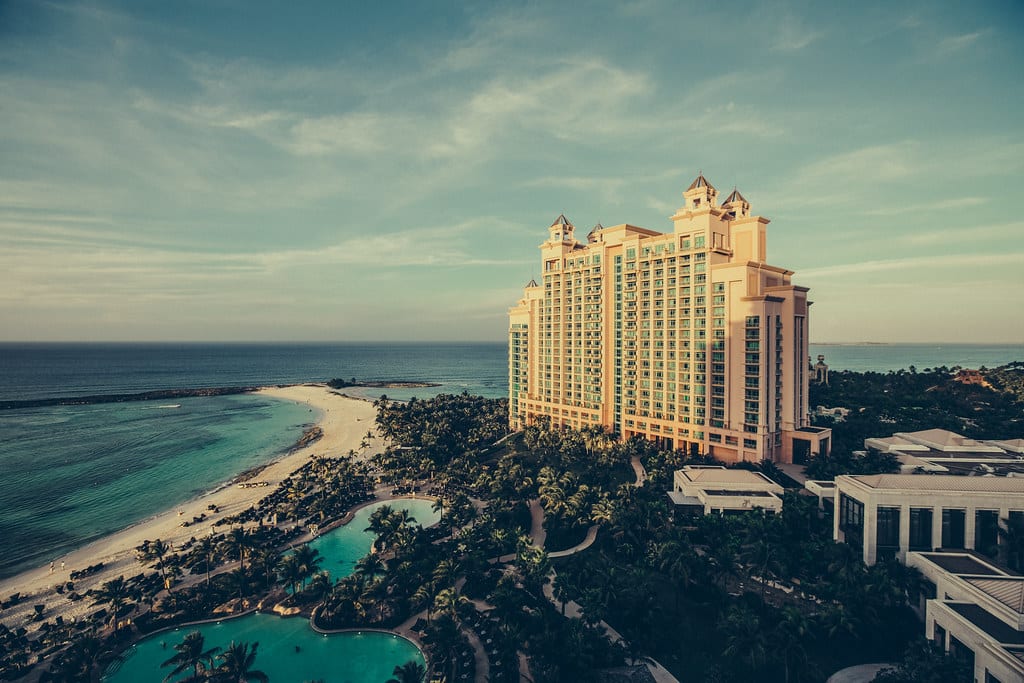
[
  {"x1": 88, "y1": 575, "x2": 132, "y2": 630},
  {"x1": 277, "y1": 554, "x2": 304, "y2": 595},
  {"x1": 292, "y1": 544, "x2": 323, "y2": 591},
  {"x1": 46, "y1": 636, "x2": 115, "y2": 683},
  {"x1": 211, "y1": 641, "x2": 269, "y2": 683},
  {"x1": 386, "y1": 659, "x2": 426, "y2": 683},
  {"x1": 220, "y1": 527, "x2": 254, "y2": 572},
  {"x1": 161, "y1": 630, "x2": 221, "y2": 683},
  {"x1": 354, "y1": 553, "x2": 385, "y2": 581}
]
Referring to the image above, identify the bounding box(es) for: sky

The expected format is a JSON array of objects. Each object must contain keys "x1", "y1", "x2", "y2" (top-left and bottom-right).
[{"x1": 1, "y1": 0, "x2": 1022, "y2": 343}]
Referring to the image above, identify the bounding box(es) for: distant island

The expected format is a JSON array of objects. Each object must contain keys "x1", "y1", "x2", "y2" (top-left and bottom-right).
[
  {"x1": 0, "y1": 386, "x2": 259, "y2": 411},
  {"x1": 327, "y1": 377, "x2": 441, "y2": 389},
  {"x1": 813, "y1": 341, "x2": 891, "y2": 346}
]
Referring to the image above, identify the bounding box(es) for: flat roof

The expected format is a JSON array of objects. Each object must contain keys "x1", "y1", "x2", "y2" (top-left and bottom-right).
[
  {"x1": 908, "y1": 450, "x2": 1024, "y2": 461},
  {"x1": 704, "y1": 489, "x2": 775, "y2": 497},
  {"x1": 918, "y1": 552, "x2": 1003, "y2": 576},
  {"x1": 678, "y1": 467, "x2": 780, "y2": 488},
  {"x1": 847, "y1": 474, "x2": 1024, "y2": 493},
  {"x1": 947, "y1": 602, "x2": 1024, "y2": 645}
]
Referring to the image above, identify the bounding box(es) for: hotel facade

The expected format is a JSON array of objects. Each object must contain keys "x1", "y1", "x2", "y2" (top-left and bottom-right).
[{"x1": 508, "y1": 175, "x2": 830, "y2": 464}]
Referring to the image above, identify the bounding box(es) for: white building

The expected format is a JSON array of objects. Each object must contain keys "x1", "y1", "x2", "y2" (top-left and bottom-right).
[
  {"x1": 907, "y1": 551, "x2": 1024, "y2": 683},
  {"x1": 833, "y1": 474, "x2": 1024, "y2": 566},
  {"x1": 670, "y1": 465, "x2": 783, "y2": 514},
  {"x1": 864, "y1": 428, "x2": 1024, "y2": 476}
]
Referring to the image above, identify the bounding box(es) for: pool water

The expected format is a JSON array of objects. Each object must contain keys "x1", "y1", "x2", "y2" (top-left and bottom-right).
[
  {"x1": 107, "y1": 614, "x2": 423, "y2": 682},
  {"x1": 310, "y1": 497, "x2": 440, "y2": 578},
  {"x1": 104, "y1": 498, "x2": 440, "y2": 682}
]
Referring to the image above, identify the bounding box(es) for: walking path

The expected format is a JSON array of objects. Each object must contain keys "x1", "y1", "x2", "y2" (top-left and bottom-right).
[{"x1": 484, "y1": 469, "x2": 680, "y2": 683}]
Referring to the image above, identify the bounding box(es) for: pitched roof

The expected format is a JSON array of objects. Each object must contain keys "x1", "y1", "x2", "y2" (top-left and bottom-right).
[
  {"x1": 901, "y1": 428, "x2": 970, "y2": 447},
  {"x1": 687, "y1": 174, "x2": 715, "y2": 191},
  {"x1": 723, "y1": 188, "x2": 747, "y2": 204},
  {"x1": 965, "y1": 577, "x2": 1024, "y2": 613},
  {"x1": 526, "y1": 279, "x2": 538, "y2": 288},
  {"x1": 551, "y1": 214, "x2": 573, "y2": 228}
]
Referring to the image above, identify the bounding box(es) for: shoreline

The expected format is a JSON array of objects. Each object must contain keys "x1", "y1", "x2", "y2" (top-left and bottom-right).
[{"x1": 0, "y1": 384, "x2": 380, "y2": 633}]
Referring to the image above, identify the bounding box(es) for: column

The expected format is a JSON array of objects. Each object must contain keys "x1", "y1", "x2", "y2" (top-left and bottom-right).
[
  {"x1": 932, "y1": 505, "x2": 943, "y2": 550},
  {"x1": 899, "y1": 504, "x2": 911, "y2": 562},
  {"x1": 965, "y1": 506, "x2": 976, "y2": 551}
]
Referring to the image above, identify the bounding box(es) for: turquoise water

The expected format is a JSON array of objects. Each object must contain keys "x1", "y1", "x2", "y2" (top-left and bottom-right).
[
  {"x1": 105, "y1": 615, "x2": 423, "y2": 683},
  {"x1": 311, "y1": 498, "x2": 440, "y2": 578},
  {"x1": 0, "y1": 394, "x2": 317, "y2": 578},
  {"x1": 809, "y1": 343, "x2": 1024, "y2": 373},
  {"x1": 104, "y1": 499, "x2": 439, "y2": 683}
]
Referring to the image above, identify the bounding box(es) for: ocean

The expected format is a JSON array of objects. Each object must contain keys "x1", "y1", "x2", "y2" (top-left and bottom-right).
[{"x1": 0, "y1": 341, "x2": 1020, "y2": 579}]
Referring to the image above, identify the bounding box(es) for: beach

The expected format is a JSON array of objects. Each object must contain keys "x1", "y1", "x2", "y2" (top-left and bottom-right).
[{"x1": 0, "y1": 384, "x2": 378, "y2": 631}]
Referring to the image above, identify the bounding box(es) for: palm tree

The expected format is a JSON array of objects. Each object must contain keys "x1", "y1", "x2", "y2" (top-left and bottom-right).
[
  {"x1": 212, "y1": 641, "x2": 269, "y2": 683},
  {"x1": 386, "y1": 660, "x2": 426, "y2": 683},
  {"x1": 88, "y1": 575, "x2": 132, "y2": 630},
  {"x1": 47, "y1": 636, "x2": 115, "y2": 682},
  {"x1": 772, "y1": 607, "x2": 811, "y2": 683},
  {"x1": 353, "y1": 553, "x2": 385, "y2": 581},
  {"x1": 305, "y1": 571, "x2": 333, "y2": 601},
  {"x1": 161, "y1": 630, "x2": 221, "y2": 683},
  {"x1": 720, "y1": 604, "x2": 768, "y2": 672},
  {"x1": 194, "y1": 535, "x2": 218, "y2": 588},
  {"x1": 277, "y1": 554, "x2": 304, "y2": 596},
  {"x1": 294, "y1": 545, "x2": 322, "y2": 585},
  {"x1": 220, "y1": 527, "x2": 254, "y2": 572}
]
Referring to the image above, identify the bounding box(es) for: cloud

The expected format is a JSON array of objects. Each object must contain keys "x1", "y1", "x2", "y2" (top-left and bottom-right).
[
  {"x1": 287, "y1": 113, "x2": 403, "y2": 156},
  {"x1": 862, "y1": 196, "x2": 987, "y2": 216},
  {"x1": 798, "y1": 252, "x2": 1024, "y2": 279},
  {"x1": 897, "y1": 221, "x2": 1024, "y2": 246},
  {"x1": 936, "y1": 30, "x2": 986, "y2": 55},
  {"x1": 771, "y1": 17, "x2": 825, "y2": 51}
]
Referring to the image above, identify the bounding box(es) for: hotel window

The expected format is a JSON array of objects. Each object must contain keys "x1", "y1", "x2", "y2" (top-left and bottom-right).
[
  {"x1": 876, "y1": 507, "x2": 900, "y2": 559},
  {"x1": 932, "y1": 623, "x2": 946, "y2": 650},
  {"x1": 948, "y1": 636, "x2": 974, "y2": 672},
  {"x1": 975, "y1": 509, "x2": 999, "y2": 558},
  {"x1": 839, "y1": 494, "x2": 864, "y2": 550},
  {"x1": 941, "y1": 509, "x2": 966, "y2": 549},
  {"x1": 909, "y1": 508, "x2": 933, "y2": 551}
]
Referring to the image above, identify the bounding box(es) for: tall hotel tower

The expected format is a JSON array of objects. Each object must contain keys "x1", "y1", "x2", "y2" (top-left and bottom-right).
[{"x1": 508, "y1": 175, "x2": 831, "y2": 464}]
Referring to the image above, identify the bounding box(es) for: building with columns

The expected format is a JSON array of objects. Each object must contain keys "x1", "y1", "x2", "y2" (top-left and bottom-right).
[
  {"x1": 508, "y1": 174, "x2": 830, "y2": 464},
  {"x1": 833, "y1": 473, "x2": 1024, "y2": 566}
]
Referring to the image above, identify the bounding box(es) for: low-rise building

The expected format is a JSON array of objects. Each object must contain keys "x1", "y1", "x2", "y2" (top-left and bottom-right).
[
  {"x1": 906, "y1": 551, "x2": 1024, "y2": 683},
  {"x1": 833, "y1": 474, "x2": 1024, "y2": 566},
  {"x1": 863, "y1": 428, "x2": 1024, "y2": 476},
  {"x1": 669, "y1": 465, "x2": 783, "y2": 515}
]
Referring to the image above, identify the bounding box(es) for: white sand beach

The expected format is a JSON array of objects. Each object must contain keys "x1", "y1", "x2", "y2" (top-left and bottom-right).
[{"x1": 0, "y1": 384, "x2": 379, "y2": 630}]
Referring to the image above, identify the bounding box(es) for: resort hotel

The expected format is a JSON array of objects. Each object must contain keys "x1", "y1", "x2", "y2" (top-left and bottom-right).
[{"x1": 508, "y1": 174, "x2": 831, "y2": 464}]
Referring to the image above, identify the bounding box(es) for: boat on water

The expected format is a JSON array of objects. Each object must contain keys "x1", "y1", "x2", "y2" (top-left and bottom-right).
[{"x1": 158, "y1": 404, "x2": 181, "y2": 409}]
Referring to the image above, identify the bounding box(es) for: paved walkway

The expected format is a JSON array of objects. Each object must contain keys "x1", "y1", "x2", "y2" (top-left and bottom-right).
[
  {"x1": 630, "y1": 456, "x2": 647, "y2": 487},
  {"x1": 826, "y1": 663, "x2": 892, "y2": 683}
]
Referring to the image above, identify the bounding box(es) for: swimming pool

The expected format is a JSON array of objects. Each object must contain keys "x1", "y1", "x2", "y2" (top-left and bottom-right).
[
  {"x1": 310, "y1": 497, "x2": 440, "y2": 577},
  {"x1": 106, "y1": 614, "x2": 423, "y2": 682},
  {"x1": 104, "y1": 498, "x2": 440, "y2": 682}
]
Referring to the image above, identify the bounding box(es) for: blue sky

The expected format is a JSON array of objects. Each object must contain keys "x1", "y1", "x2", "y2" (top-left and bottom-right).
[{"x1": 1, "y1": 0, "x2": 1022, "y2": 343}]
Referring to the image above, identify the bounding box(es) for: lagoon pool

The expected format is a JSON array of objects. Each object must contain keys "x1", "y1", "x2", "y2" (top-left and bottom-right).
[
  {"x1": 105, "y1": 613, "x2": 423, "y2": 682},
  {"x1": 310, "y1": 497, "x2": 440, "y2": 577},
  {"x1": 104, "y1": 498, "x2": 440, "y2": 682}
]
